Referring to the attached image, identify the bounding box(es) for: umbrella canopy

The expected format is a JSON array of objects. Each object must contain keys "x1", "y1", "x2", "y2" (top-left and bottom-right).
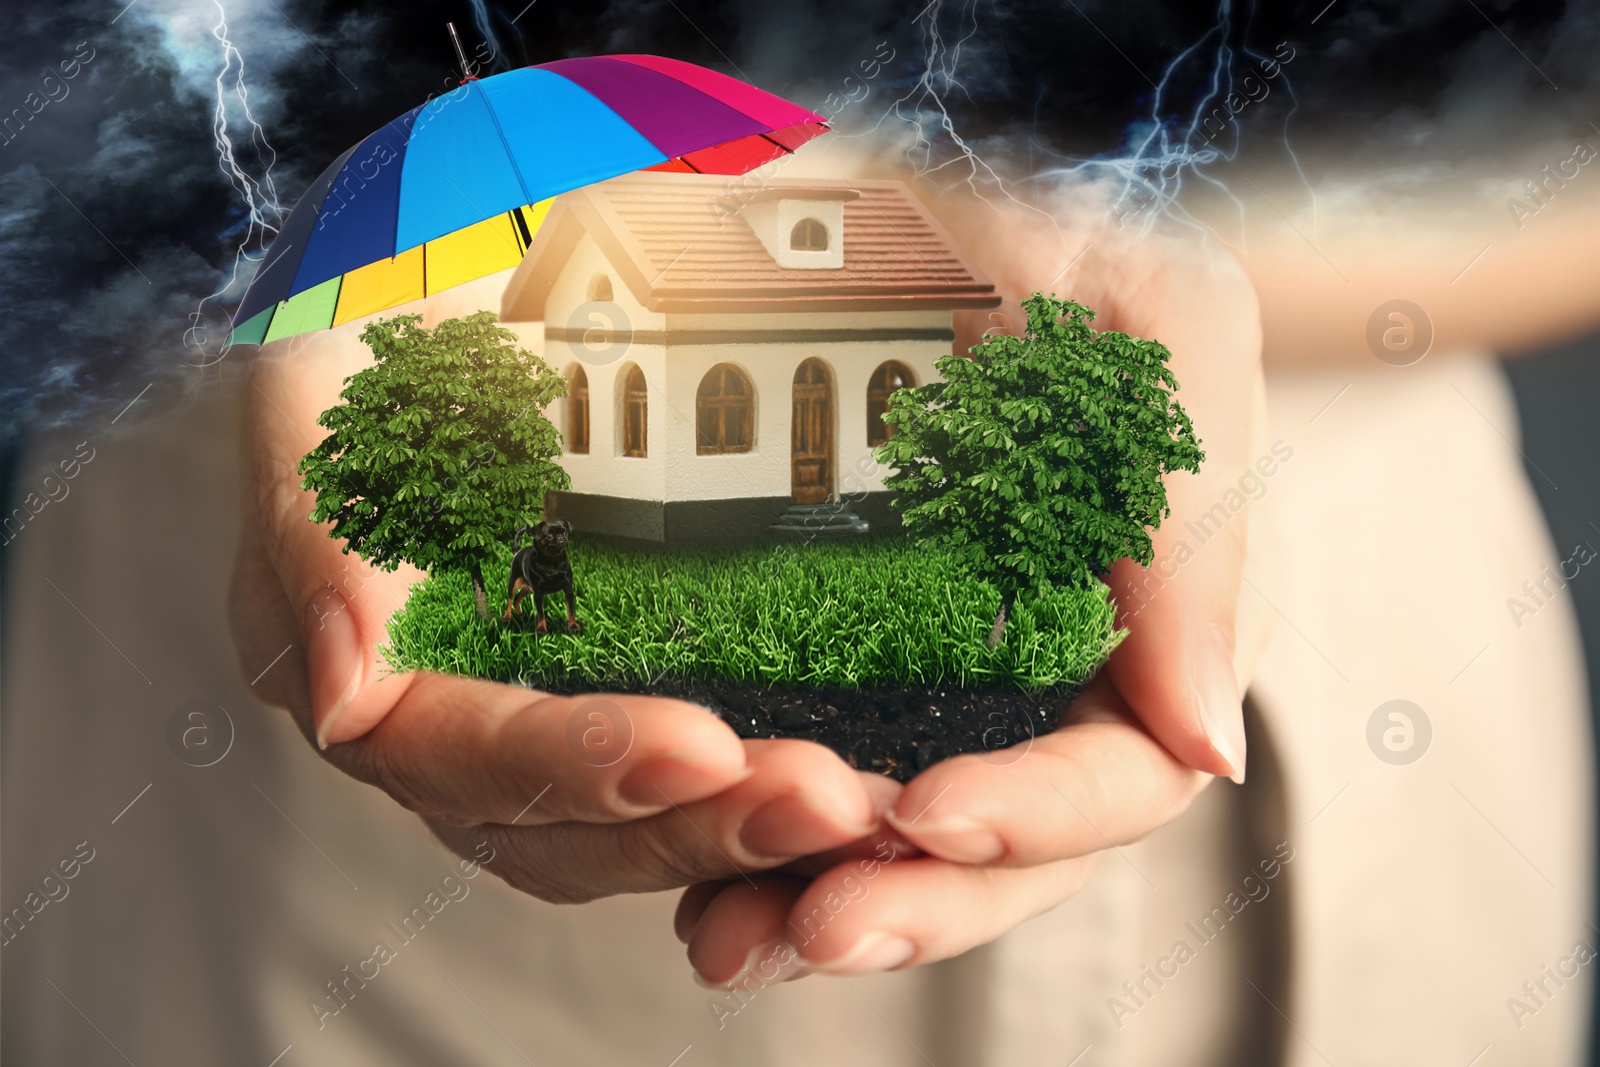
[{"x1": 227, "y1": 54, "x2": 827, "y2": 347}]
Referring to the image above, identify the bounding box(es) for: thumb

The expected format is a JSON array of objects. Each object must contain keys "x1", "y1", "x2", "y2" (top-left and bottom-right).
[
  {"x1": 1104, "y1": 523, "x2": 1246, "y2": 784},
  {"x1": 246, "y1": 330, "x2": 424, "y2": 748},
  {"x1": 1101, "y1": 372, "x2": 1273, "y2": 783}
]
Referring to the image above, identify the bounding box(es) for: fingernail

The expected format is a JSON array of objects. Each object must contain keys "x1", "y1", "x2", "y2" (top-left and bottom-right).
[
  {"x1": 812, "y1": 932, "x2": 915, "y2": 975},
  {"x1": 889, "y1": 815, "x2": 1004, "y2": 863},
  {"x1": 746, "y1": 940, "x2": 809, "y2": 983},
  {"x1": 692, "y1": 969, "x2": 732, "y2": 991},
  {"x1": 617, "y1": 753, "x2": 746, "y2": 809},
  {"x1": 739, "y1": 793, "x2": 872, "y2": 861},
  {"x1": 305, "y1": 586, "x2": 363, "y2": 750},
  {"x1": 694, "y1": 941, "x2": 806, "y2": 989},
  {"x1": 1196, "y1": 621, "x2": 1246, "y2": 784}
]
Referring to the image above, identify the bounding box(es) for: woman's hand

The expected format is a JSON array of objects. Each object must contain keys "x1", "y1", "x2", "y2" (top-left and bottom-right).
[
  {"x1": 677, "y1": 197, "x2": 1275, "y2": 983},
  {"x1": 228, "y1": 327, "x2": 881, "y2": 904}
]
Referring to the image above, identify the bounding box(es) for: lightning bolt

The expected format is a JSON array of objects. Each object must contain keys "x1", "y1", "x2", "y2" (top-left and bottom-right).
[
  {"x1": 185, "y1": 0, "x2": 285, "y2": 367},
  {"x1": 879, "y1": 0, "x2": 1316, "y2": 245},
  {"x1": 875, "y1": 0, "x2": 1024, "y2": 208}
]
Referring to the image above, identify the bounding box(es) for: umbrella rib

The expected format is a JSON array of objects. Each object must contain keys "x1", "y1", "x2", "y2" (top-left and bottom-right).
[
  {"x1": 758, "y1": 131, "x2": 797, "y2": 159},
  {"x1": 239, "y1": 141, "x2": 358, "y2": 327},
  {"x1": 389, "y1": 113, "x2": 412, "y2": 302},
  {"x1": 471, "y1": 79, "x2": 539, "y2": 209},
  {"x1": 511, "y1": 206, "x2": 534, "y2": 251}
]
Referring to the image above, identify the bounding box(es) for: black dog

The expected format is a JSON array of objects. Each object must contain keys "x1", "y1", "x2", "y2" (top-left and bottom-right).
[{"x1": 503, "y1": 520, "x2": 581, "y2": 633}]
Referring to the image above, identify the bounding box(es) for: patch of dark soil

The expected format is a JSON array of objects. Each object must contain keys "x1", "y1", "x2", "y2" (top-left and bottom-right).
[{"x1": 552, "y1": 679, "x2": 1086, "y2": 783}]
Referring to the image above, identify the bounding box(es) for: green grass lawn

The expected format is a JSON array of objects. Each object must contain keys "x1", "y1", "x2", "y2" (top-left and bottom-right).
[{"x1": 384, "y1": 537, "x2": 1124, "y2": 691}]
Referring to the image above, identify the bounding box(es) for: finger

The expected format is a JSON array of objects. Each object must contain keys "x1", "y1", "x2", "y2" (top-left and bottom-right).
[
  {"x1": 710, "y1": 742, "x2": 878, "y2": 862},
  {"x1": 1100, "y1": 373, "x2": 1267, "y2": 784},
  {"x1": 247, "y1": 333, "x2": 422, "y2": 747},
  {"x1": 1092, "y1": 246, "x2": 1263, "y2": 784},
  {"x1": 758, "y1": 770, "x2": 913, "y2": 878},
  {"x1": 685, "y1": 878, "x2": 808, "y2": 985},
  {"x1": 886, "y1": 674, "x2": 1207, "y2": 865},
  {"x1": 227, "y1": 490, "x2": 308, "y2": 716},
  {"x1": 687, "y1": 851, "x2": 1100, "y2": 981},
  {"x1": 675, "y1": 880, "x2": 728, "y2": 943},
  {"x1": 432, "y1": 740, "x2": 877, "y2": 902},
  {"x1": 677, "y1": 816, "x2": 922, "y2": 954},
  {"x1": 331, "y1": 674, "x2": 750, "y2": 826},
  {"x1": 675, "y1": 789, "x2": 922, "y2": 945},
  {"x1": 792, "y1": 854, "x2": 1098, "y2": 974}
]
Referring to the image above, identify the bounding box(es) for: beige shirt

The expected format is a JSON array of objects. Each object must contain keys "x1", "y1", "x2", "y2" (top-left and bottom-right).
[{"x1": 2, "y1": 346, "x2": 1590, "y2": 1065}]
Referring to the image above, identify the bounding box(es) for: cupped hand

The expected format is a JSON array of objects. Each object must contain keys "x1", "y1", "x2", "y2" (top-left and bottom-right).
[
  {"x1": 678, "y1": 196, "x2": 1274, "y2": 983},
  {"x1": 228, "y1": 326, "x2": 879, "y2": 904}
]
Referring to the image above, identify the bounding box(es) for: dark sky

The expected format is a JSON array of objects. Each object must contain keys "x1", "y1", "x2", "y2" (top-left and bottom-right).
[{"x1": 1, "y1": 0, "x2": 1595, "y2": 439}]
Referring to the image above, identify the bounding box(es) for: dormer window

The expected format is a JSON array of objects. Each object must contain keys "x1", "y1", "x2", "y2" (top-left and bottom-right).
[
  {"x1": 588, "y1": 273, "x2": 613, "y2": 302},
  {"x1": 730, "y1": 186, "x2": 855, "y2": 269},
  {"x1": 790, "y1": 218, "x2": 829, "y2": 252}
]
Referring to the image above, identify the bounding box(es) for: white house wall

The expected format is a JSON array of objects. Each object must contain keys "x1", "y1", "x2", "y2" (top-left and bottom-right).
[
  {"x1": 658, "y1": 337, "x2": 945, "y2": 503},
  {"x1": 541, "y1": 235, "x2": 667, "y2": 503},
  {"x1": 531, "y1": 239, "x2": 957, "y2": 506}
]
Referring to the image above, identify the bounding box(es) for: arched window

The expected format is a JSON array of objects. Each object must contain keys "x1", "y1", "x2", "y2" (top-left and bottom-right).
[
  {"x1": 696, "y1": 363, "x2": 755, "y2": 455},
  {"x1": 866, "y1": 361, "x2": 915, "y2": 447},
  {"x1": 621, "y1": 364, "x2": 648, "y2": 458},
  {"x1": 588, "y1": 273, "x2": 613, "y2": 302},
  {"x1": 565, "y1": 365, "x2": 589, "y2": 454},
  {"x1": 789, "y1": 217, "x2": 829, "y2": 252}
]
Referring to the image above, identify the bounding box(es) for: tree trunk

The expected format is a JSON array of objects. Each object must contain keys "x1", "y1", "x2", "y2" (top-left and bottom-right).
[
  {"x1": 470, "y1": 562, "x2": 490, "y2": 619},
  {"x1": 986, "y1": 592, "x2": 1015, "y2": 649}
]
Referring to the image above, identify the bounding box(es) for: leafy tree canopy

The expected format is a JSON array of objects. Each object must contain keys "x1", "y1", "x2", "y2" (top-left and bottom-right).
[
  {"x1": 299, "y1": 311, "x2": 570, "y2": 599},
  {"x1": 876, "y1": 292, "x2": 1203, "y2": 615}
]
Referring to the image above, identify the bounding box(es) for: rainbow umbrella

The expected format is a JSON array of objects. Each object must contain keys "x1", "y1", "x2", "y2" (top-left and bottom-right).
[{"x1": 227, "y1": 54, "x2": 827, "y2": 347}]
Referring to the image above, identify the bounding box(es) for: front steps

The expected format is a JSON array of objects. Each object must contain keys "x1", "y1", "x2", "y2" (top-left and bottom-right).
[{"x1": 770, "y1": 502, "x2": 870, "y2": 539}]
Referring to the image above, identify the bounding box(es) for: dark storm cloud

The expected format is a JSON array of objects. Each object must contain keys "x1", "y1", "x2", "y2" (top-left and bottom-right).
[
  {"x1": 0, "y1": 0, "x2": 451, "y2": 438},
  {"x1": 802, "y1": 0, "x2": 1599, "y2": 172},
  {"x1": 2, "y1": 0, "x2": 1594, "y2": 438}
]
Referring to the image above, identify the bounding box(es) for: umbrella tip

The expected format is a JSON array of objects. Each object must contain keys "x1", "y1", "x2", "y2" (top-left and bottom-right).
[{"x1": 446, "y1": 22, "x2": 473, "y2": 84}]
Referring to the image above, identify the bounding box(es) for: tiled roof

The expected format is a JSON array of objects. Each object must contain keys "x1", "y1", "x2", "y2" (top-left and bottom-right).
[{"x1": 501, "y1": 173, "x2": 1000, "y2": 318}]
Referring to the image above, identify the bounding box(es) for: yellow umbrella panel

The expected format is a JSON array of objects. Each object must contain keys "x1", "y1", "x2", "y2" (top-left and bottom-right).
[{"x1": 234, "y1": 199, "x2": 554, "y2": 346}]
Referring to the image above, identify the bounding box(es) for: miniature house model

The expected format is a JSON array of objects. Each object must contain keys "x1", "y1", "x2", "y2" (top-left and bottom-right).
[{"x1": 499, "y1": 172, "x2": 1000, "y2": 543}]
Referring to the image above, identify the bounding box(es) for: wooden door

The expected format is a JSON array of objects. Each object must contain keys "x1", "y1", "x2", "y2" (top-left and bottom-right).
[{"x1": 791, "y1": 358, "x2": 833, "y2": 504}]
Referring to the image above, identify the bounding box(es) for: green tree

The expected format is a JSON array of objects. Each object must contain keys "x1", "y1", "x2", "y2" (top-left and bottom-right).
[
  {"x1": 876, "y1": 292, "x2": 1203, "y2": 646},
  {"x1": 299, "y1": 310, "x2": 570, "y2": 616}
]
